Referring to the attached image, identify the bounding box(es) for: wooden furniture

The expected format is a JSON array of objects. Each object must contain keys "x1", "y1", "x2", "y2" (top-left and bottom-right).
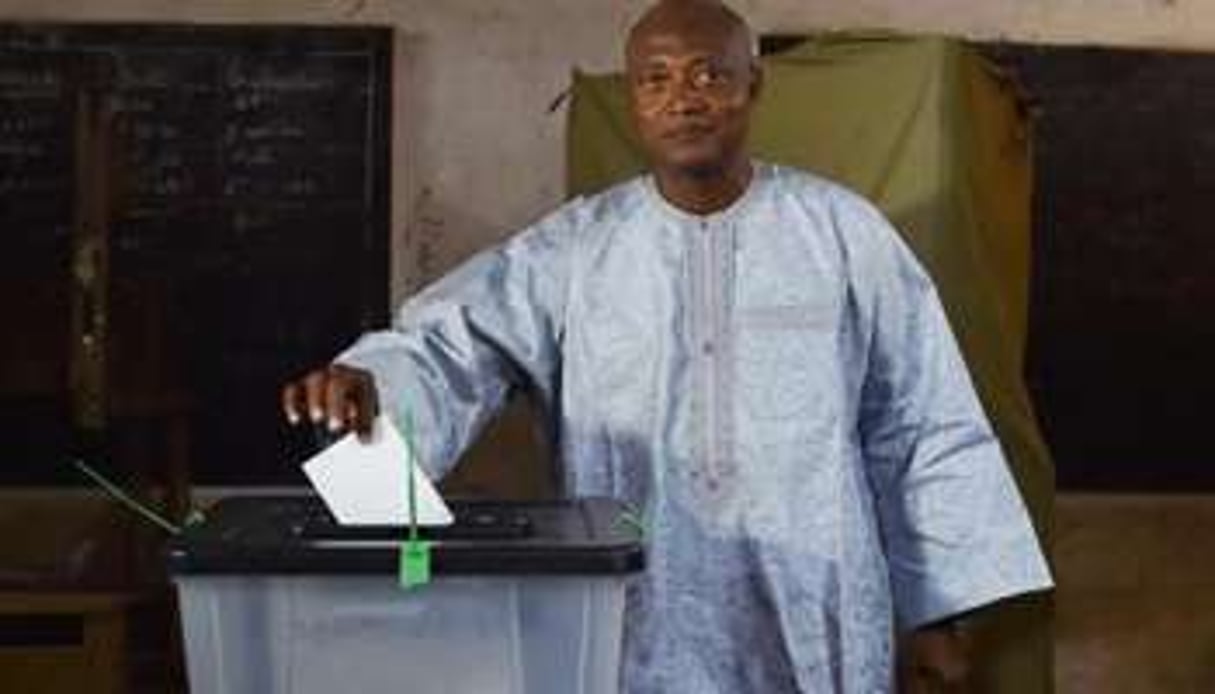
[{"x1": 0, "y1": 591, "x2": 135, "y2": 694}]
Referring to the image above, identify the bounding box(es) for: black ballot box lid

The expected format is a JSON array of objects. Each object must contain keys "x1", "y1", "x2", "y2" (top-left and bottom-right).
[{"x1": 167, "y1": 496, "x2": 646, "y2": 576}]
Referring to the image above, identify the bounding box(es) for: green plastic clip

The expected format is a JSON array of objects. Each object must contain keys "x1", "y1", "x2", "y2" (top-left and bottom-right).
[
  {"x1": 398, "y1": 410, "x2": 432, "y2": 590},
  {"x1": 399, "y1": 539, "x2": 433, "y2": 589}
]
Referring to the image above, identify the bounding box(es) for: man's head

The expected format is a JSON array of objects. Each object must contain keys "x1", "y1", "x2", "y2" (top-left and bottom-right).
[{"x1": 625, "y1": 0, "x2": 761, "y2": 180}]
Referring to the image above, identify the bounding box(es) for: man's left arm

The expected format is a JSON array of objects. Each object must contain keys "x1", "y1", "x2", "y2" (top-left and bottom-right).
[{"x1": 843, "y1": 198, "x2": 1053, "y2": 687}]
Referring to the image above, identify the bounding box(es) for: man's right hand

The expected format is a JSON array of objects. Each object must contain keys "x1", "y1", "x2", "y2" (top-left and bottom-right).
[{"x1": 281, "y1": 364, "x2": 380, "y2": 438}]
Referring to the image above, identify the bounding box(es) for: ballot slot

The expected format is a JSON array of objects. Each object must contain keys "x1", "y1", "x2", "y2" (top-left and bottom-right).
[
  {"x1": 297, "y1": 498, "x2": 534, "y2": 542},
  {"x1": 201, "y1": 496, "x2": 534, "y2": 545}
]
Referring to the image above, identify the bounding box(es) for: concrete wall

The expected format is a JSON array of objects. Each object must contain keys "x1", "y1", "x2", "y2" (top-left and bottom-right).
[{"x1": 1, "y1": 0, "x2": 1211, "y2": 301}]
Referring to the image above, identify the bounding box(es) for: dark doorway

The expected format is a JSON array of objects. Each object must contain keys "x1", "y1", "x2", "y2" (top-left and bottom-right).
[{"x1": 986, "y1": 44, "x2": 1215, "y2": 490}]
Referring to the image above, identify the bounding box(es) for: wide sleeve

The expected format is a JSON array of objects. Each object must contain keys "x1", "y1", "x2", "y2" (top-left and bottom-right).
[
  {"x1": 842, "y1": 195, "x2": 1053, "y2": 632},
  {"x1": 334, "y1": 205, "x2": 577, "y2": 479}
]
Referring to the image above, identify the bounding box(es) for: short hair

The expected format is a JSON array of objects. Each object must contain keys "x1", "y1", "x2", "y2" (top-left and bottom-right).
[{"x1": 628, "y1": 0, "x2": 760, "y2": 61}]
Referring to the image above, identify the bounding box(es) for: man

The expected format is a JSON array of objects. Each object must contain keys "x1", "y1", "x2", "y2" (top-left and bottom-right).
[{"x1": 282, "y1": 1, "x2": 1052, "y2": 691}]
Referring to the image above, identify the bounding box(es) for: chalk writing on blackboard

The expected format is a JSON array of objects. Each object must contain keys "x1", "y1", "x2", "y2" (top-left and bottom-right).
[{"x1": 0, "y1": 24, "x2": 391, "y2": 484}]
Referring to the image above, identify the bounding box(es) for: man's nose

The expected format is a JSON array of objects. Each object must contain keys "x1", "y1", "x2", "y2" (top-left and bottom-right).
[{"x1": 665, "y1": 77, "x2": 709, "y2": 116}]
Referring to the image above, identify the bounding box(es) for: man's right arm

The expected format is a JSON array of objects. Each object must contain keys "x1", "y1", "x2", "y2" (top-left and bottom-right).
[{"x1": 281, "y1": 205, "x2": 578, "y2": 478}]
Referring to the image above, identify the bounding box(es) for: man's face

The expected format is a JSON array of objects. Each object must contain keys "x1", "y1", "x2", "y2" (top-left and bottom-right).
[{"x1": 627, "y1": 27, "x2": 758, "y2": 177}]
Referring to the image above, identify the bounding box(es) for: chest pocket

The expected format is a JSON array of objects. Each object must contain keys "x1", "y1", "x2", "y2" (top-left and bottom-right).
[{"x1": 734, "y1": 303, "x2": 838, "y2": 423}]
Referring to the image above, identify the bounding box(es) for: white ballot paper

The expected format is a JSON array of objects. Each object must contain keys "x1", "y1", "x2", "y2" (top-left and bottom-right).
[{"x1": 302, "y1": 413, "x2": 454, "y2": 526}]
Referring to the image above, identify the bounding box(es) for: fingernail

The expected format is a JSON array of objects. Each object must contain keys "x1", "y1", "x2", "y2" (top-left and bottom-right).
[
  {"x1": 328, "y1": 417, "x2": 342, "y2": 432},
  {"x1": 287, "y1": 411, "x2": 300, "y2": 425},
  {"x1": 310, "y1": 408, "x2": 323, "y2": 423}
]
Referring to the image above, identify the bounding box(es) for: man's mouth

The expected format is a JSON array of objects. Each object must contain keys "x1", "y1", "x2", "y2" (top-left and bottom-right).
[{"x1": 662, "y1": 123, "x2": 714, "y2": 142}]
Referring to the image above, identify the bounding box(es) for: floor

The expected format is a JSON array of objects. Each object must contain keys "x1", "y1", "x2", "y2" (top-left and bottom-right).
[{"x1": 1055, "y1": 494, "x2": 1215, "y2": 693}]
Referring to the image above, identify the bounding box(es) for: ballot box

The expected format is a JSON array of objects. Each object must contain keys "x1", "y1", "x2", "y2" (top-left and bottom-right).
[{"x1": 168, "y1": 496, "x2": 644, "y2": 694}]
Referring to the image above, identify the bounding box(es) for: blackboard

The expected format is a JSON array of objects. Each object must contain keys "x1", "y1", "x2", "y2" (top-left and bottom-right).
[{"x1": 0, "y1": 24, "x2": 391, "y2": 484}]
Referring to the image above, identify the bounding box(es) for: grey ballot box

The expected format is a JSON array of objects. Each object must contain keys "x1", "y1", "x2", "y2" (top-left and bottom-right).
[{"x1": 168, "y1": 496, "x2": 645, "y2": 694}]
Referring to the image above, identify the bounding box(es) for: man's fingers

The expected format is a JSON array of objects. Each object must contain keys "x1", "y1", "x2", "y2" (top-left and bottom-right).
[
  {"x1": 323, "y1": 369, "x2": 350, "y2": 432},
  {"x1": 282, "y1": 365, "x2": 378, "y2": 439},
  {"x1": 281, "y1": 382, "x2": 305, "y2": 425},
  {"x1": 898, "y1": 626, "x2": 972, "y2": 694},
  {"x1": 350, "y1": 371, "x2": 379, "y2": 438},
  {"x1": 303, "y1": 371, "x2": 328, "y2": 424}
]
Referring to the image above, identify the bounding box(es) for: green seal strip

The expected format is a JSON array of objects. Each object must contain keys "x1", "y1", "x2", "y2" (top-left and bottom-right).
[
  {"x1": 398, "y1": 410, "x2": 432, "y2": 590},
  {"x1": 613, "y1": 504, "x2": 649, "y2": 541},
  {"x1": 73, "y1": 458, "x2": 189, "y2": 535}
]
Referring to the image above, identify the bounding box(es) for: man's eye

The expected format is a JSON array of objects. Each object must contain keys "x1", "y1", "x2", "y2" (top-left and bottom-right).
[
  {"x1": 639, "y1": 72, "x2": 669, "y2": 88},
  {"x1": 692, "y1": 67, "x2": 730, "y2": 89}
]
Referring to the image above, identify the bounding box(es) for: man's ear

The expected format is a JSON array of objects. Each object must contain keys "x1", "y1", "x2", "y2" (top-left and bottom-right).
[{"x1": 748, "y1": 61, "x2": 764, "y2": 102}]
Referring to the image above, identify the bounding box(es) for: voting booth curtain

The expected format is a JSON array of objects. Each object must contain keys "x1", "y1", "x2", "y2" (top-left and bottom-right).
[{"x1": 566, "y1": 36, "x2": 1054, "y2": 694}]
